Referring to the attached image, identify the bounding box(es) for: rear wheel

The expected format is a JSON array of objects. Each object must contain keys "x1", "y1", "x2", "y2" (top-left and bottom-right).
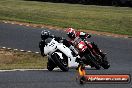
[{"x1": 52, "y1": 53, "x2": 69, "y2": 72}]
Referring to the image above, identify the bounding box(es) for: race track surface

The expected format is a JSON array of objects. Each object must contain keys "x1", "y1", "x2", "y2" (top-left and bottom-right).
[{"x1": 0, "y1": 22, "x2": 132, "y2": 88}]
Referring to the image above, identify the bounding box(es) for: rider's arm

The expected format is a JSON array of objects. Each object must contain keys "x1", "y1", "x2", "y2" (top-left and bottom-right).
[
  {"x1": 54, "y1": 37, "x2": 62, "y2": 42},
  {"x1": 39, "y1": 40, "x2": 46, "y2": 57},
  {"x1": 49, "y1": 35, "x2": 62, "y2": 42},
  {"x1": 77, "y1": 32, "x2": 91, "y2": 39},
  {"x1": 59, "y1": 38, "x2": 79, "y2": 56},
  {"x1": 62, "y1": 39, "x2": 71, "y2": 47}
]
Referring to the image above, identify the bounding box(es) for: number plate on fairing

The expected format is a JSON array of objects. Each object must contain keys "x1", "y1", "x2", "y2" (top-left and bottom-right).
[
  {"x1": 76, "y1": 41, "x2": 87, "y2": 52},
  {"x1": 44, "y1": 38, "x2": 58, "y2": 54}
]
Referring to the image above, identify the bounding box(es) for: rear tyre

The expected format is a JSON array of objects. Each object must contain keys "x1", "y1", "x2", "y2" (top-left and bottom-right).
[
  {"x1": 47, "y1": 58, "x2": 56, "y2": 71},
  {"x1": 52, "y1": 53, "x2": 69, "y2": 72}
]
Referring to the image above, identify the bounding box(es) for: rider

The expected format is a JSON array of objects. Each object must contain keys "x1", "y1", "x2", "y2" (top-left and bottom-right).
[
  {"x1": 39, "y1": 30, "x2": 61, "y2": 57},
  {"x1": 65, "y1": 28, "x2": 106, "y2": 65},
  {"x1": 65, "y1": 28, "x2": 91, "y2": 57},
  {"x1": 65, "y1": 28, "x2": 93, "y2": 68},
  {"x1": 39, "y1": 30, "x2": 80, "y2": 58},
  {"x1": 65, "y1": 28, "x2": 91, "y2": 41}
]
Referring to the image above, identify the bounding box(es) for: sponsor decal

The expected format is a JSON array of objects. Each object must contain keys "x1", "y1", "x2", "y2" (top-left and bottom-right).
[
  {"x1": 84, "y1": 74, "x2": 130, "y2": 83},
  {"x1": 77, "y1": 65, "x2": 131, "y2": 84}
]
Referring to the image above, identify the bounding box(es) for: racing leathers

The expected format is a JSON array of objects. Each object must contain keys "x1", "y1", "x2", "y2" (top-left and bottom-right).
[
  {"x1": 39, "y1": 35, "x2": 62, "y2": 57},
  {"x1": 39, "y1": 35, "x2": 79, "y2": 58},
  {"x1": 68, "y1": 31, "x2": 91, "y2": 57}
]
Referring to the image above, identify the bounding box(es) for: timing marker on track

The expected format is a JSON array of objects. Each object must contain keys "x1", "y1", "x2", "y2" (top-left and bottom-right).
[
  {"x1": 0, "y1": 47, "x2": 40, "y2": 54},
  {"x1": 14, "y1": 49, "x2": 18, "y2": 51},
  {"x1": 35, "y1": 52, "x2": 40, "y2": 54},
  {"x1": 0, "y1": 68, "x2": 60, "y2": 72},
  {"x1": 26, "y1": 25, "x2": 29, "y2": 27},
  {"x1": 11, "y1": 22, "x2": 15, "y2": 24},
  {"x1": 20, "y1": 50, "x2": 25, "y2": 52},
  {"x1": 114, "y1": 36, "x2": 119, "y2": 38},
  {"x1": 7, "y1": 48, "x2": 11, "y2": 50},
  {"x1": 4, "y1": 21, "x2": 8, "y2": 24},
  {"x1": 2, "y1": 47, "x2": 6, "y2": 49},
  {"x1": 124, "y1": 37, "x2": 128, "y2": 39},
  {"x1": 33, "y1": 25, "x2": 36, "y2": 28},
  {"x1": 27, "y1": 51, "x2": 32, "y2": 53},
  {"x1": 19, "y1": 24, "x2": 23, "y2": 26}
]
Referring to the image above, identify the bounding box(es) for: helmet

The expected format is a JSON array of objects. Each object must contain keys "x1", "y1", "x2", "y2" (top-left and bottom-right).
[
  {"x1": 41, "y1": 30, "x2": 50, "y2": 40},
  {"x1": 66, "y1": 28, "x2": 76, "y2": 39}
]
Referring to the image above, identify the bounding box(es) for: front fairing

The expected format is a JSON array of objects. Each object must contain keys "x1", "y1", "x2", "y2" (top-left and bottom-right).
[
  {"x1": 57, "y1": 44, "x2": 78, "y2": 67},
  {"x1": 44, "y1": 38, "x2": 58, "y2": 55},
  {"x1": 57, "y1": 43, "x2": 73, "y2": 58}
]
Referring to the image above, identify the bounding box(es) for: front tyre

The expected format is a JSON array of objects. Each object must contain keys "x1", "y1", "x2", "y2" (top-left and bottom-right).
[
  {"x1": 47, "y1": 58, "x2": 56, "y2": 71},
  {"x1": 102, "y1": 63, "x2": 110, "y2": 69},
  {"x1": 52, "y1": 53, "x2": 69, "y2": 72},
  {"x1": 84, "y1": 54, "x2": 101, "y2": 70},
  {"x1": 101, "y1": 56, "x2": 110, "y2": 69}
]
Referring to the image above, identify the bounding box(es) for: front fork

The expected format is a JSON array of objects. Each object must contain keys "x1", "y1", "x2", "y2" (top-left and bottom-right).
[{"x1": 86, "y1": 41, "x2": 105, "y2": 59}]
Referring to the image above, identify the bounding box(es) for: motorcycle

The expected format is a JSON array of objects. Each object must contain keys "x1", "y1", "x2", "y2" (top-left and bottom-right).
[
  {"x1": 71, "y1": 37, "x2": 110, "y2": 70},
  {"x1": 44, "y1": 37, "x2": 78, "y2": 71}
]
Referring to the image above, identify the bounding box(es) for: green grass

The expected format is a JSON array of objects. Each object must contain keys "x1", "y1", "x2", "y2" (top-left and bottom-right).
[
  {"x1": 0, "y1": 0, "x2": 132, "y2": 35},
  {"x1": 0, "y1": 49, "x2": 47, "y2": 70}
]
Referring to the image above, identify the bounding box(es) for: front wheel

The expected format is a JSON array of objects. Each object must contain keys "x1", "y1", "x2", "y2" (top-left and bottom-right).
[
  {"x1": 47, "y1": 58, "x2": 56, "y2": 71},
  {"x1": 84, "y1": 54, "x2": 101, "y2": 70},
  {"x1": 101, "y1": 56, "x2": 110, "y2": 69},
  {"x1": 51, "y1": 53, "x2": 69, "y2": 72}
]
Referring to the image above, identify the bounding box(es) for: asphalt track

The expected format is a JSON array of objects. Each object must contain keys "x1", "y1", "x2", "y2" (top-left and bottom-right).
[{"x1": 0, "y1": 22, "x2": 132, "y2": 88}]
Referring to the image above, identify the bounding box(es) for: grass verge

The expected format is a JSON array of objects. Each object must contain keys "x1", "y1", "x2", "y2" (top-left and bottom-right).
[
  {"x1": 0, "y1": 0, "x2": 132, "y2": 35},
  {"x1": 0, "y1": 48, "x2": 47, "y2": 70}
]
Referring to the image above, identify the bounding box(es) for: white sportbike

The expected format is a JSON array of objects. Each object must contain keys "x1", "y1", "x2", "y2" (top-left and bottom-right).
[{"x1": 44, "y1": 38, "x2": 78, "y2": 71}]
